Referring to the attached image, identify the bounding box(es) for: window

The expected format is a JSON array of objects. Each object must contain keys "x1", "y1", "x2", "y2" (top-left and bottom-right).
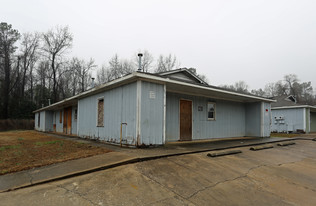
[
  {"x1": 74, "y1": 109, "x2": 78, "y2": 120},
  {"x1": 59, "y1": 110, "x2": 62, "y2": 123},
  {"x1": 97, "y1": 99, "x2": 104, "y2": 127},
  {"x1": 207, "y1": 102, "x2": 216, "y2": 120},
  {"x1": 38, "y1": 113, "x2": 40, "y2": 127}
]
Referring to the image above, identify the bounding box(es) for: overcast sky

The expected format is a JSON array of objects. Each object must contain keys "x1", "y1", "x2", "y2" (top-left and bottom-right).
[{"x1": 2, "y1": 0, "x2": 316, "y2": 91}]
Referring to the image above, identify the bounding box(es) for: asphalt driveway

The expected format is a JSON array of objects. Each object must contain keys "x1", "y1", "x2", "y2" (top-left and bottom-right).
[{"x1": 1, "y1": 139, "x2": 316, "y2": 205}]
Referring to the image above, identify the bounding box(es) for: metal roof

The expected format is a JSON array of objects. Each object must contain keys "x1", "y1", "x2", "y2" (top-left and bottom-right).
[{"x1": 34, "y1": 71, "x2": 275, "y2": 113}]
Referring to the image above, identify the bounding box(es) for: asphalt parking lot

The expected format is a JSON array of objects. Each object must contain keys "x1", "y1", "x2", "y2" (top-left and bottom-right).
[{"x1": 1, "y1": 139, "x2": 316, "y2": 206}]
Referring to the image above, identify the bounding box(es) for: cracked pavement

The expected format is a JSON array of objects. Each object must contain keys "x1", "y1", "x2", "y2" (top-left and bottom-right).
[{"x1": 1, "y1": 140, "x2": 316, "y2": 205}]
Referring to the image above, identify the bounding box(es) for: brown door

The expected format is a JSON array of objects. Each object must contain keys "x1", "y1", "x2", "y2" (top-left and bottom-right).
[
  {"x1": 180, "y1": 100, "x2": 192, "y2": 141},
  {"x1": 63, "y1": 107, "x2": 72, "y2": 134},
  {"x1": 67, "y1": 107, "x2": 72, "y2": 134}
]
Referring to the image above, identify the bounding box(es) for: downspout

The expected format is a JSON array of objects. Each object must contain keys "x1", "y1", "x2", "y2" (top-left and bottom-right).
[
  {"x1": 136, "y1": 80, "x2": 142, "y2": 146},
  {"x1": 303, "y1": 108, "x2": 306, "y2": 133},
  {"x1": 77, "y1": 100, "x2": 80, "y2": 136},
  {"x1": 163, "y1": 84, "x2": 166, "y2": 144},
  {"x1": 260, "y1": 102, "x2": 264, "y2": 137}
]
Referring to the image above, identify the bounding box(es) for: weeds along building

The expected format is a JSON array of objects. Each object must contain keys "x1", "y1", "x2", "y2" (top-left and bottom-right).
[{"x1": 34, "y1": 68, "x2": 274, "y2": 147}]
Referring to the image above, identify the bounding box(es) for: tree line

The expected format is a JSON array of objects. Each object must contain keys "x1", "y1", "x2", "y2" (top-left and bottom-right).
[
  {"x1": 1, "y1": 22, "x2": 314, "y2": 119},
  {"x1": 221, "y1": 74, "x2": 315, "y2": 105},
  {"x1": 0, "y1": 22, "x2": 184, "y2": 119}
]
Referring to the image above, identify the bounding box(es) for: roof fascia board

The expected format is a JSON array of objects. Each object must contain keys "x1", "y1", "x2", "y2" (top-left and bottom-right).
[{"x1": 272, "y1": 105, "x2": 316, "y2": 110}]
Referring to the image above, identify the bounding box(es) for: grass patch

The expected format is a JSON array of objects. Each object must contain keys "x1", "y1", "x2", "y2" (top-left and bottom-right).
[
  {"x1": 35, "y1": 140, "x2": 63, "y2": 146},
  {"x1": 0, "y1": 130, "x2": 112, "y2": 175},
  {"x1": 0, "y1": 145, "x2": 21, "y2": 151}
]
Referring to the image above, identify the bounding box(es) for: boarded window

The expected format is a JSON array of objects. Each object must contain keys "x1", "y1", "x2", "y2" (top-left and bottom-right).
[
  {"x1": 38, "y1": 113, "x2": 40, "y2": 127},
  {"x1": 207, "y1": 102, "x2": 216, "y2": 120},
  {"x1": 60, "y1": 111, "x2": 62, "y2": 123},
  {"x1": 74, "y1": 109, "x2": 78, "y2": 120},
  {"x1": 97, "y1": 99, "x2": 104, "y2": 127}
]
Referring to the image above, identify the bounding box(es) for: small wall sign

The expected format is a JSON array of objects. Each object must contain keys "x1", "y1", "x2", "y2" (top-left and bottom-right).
[{"x1": 149, "y1": 91, "x2": 156, "y2": 99}]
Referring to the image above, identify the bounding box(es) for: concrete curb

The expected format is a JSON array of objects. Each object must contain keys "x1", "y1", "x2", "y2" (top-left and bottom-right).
[
  {"x1": 250, "y1": 144, "x2": 274, "y2": 151},
  {"x1": 207, "y1": 150, "x2": 242, "y2": 157},
  {"x1": 277, "y1": 142, "x2": 296, "y2": 146},
  {"x1": 0, "y1": 137, "x2": 312, "y2": 193}
]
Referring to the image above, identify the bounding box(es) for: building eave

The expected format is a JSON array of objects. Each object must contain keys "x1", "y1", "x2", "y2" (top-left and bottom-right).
[
  {"x1": 272, "y1": 105, "x2": 316, "y2": 110},
  {"x1": 33, "y1": 71, "x2": 275, "y2": 113}
]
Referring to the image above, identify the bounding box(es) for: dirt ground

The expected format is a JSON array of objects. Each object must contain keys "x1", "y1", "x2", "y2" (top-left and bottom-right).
[
  {"x1": 270, "y1": 132, "x2": 302, "y2": 138},
  {"x1": 0, "y1": 130, "x2": 111, "y2": 175}
]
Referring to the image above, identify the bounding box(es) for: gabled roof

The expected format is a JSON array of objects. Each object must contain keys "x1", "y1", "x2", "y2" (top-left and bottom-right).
[
  {"x1": 157, "y1": 68, "x2": 208, "y2": 85},
  {"x1": 271, "y1": 95, "x2": 316, "y2": 111},
  {"x1": 271, "y1": 95, "x2": 299, "y2": 108},
  {"x1": 34, "y1": 70, "x2": 275, "y2": 113}
]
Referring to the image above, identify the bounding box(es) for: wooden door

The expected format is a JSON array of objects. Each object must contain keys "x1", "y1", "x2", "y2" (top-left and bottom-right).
[
  {"x1": 67, "y1": 107, "x2": 72, "y2": 134},
  {"x1": 63, "y1": 107, "x2": 72, "y2": 134},
  {"x1": 180, "y1": 100, "x2": 192, "y2": 141}
]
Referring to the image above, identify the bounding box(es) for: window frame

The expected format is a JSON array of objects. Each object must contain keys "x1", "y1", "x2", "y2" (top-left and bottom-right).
[
  {"x1": 74, "y1": 109, "x2": 78, "y2": 121},
  {"x1": 207, "y1": 102, "x2": 216, "y2": 121},
  {"x1": 38, "y1": 113, "x2": 40, "y2": 127},
  {"x1": 97, "y1": 97, "x2": 104, "y2": 127}
]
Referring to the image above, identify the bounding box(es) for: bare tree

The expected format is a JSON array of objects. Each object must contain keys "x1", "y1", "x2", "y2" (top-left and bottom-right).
[
  {"x1": 42, "y1": 25, "x2": 73, "y2": 103},
  {"x1": 234, "y1": 81, "x2": 249, "y2": 93},
  {"x1": 284, "y1": 74, "x2": 299, "y2": 96},
  {"x1": 251, "y1": 88, "x2": 266, "y2": 97},
  {"x1": 220, "y1": 81, "x2": 249, "y2": 94},
  {"x1": 75, "y1": 58, "x2": 96, "y2": 92},
  {"x1": 155, "y1": 54, "x2": 179, "y2": 72},
  {"x1": 20, "y1": 32, "x2": 40, "y2": 99},
  {"x1": 264, "y1": 82, "x2": 278, "y2": 97},
  {"x1": 96, "y1": 64, "x2": 112, "y2": 84}
]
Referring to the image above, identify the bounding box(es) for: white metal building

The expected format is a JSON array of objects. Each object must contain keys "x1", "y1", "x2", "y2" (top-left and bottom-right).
[
  {"x1": 271, "y1": 95, "x2": 316, "y2": 133},
  {"x1": 34, "y1": 69, "x2": 274, "y2": 147}
]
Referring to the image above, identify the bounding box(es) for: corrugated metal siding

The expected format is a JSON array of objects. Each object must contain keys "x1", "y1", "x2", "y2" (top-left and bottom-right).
[
  {"x1": 44, "y1": 111, "x2": 54, "y2": 132},
  {"x1": 310, "y1": 112, "x2": 316, "y2": 132},
  {"x1": 166, "y1": 92, "x2": 247, "y2": 141},
  {"x1": 271, "y1": 108, "x2": 305, "y2": 132},
  {"x1": 245, "y1": 103, "x2": 261, "y2": 136},
  {"x1": 140, "y1": 81, "x2": 164, "y2": 145},
  {"x1": 34, "y1": 112, "x2": 39, "y2": 130},
  {"x1": 306, "y1": 108, "x2": 310, "y2": 133},
  {"x1": 55, "y1": 110, "x2": 63, "y2": 133},
  {"x1": 78, "y1": 82, "x2": 137, "y2": 145},
  {"x1": 35, "y1": 111, "x2": 46, "y2": 131},
  {"x1": 72, "y1": 106, "x2": 77, "y2": 135},
  {"x1": 263, "y1": 102, "x2": 271, "y2": 137}
]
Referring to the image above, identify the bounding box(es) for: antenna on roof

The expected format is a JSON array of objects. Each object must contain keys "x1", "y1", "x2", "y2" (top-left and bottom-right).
[{"x1": 137, "y1": 53, "x2": 143, "y2": 72}]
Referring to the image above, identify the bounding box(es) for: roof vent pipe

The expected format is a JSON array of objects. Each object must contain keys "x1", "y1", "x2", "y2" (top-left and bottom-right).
[
  {"x1": 48, "y1": 99, "x2": 51, "y2": 106},
  {"x1": 91, "y1": 77, "x2": 95, "y2": 88},
  {"x1": 137, "y1": 53, "x2": 143, "y2": 72}
]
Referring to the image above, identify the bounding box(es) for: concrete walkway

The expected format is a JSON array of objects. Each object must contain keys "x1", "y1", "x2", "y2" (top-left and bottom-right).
[{"x1": 0, "y1": 135, "x2": 306, "y2": 193}]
